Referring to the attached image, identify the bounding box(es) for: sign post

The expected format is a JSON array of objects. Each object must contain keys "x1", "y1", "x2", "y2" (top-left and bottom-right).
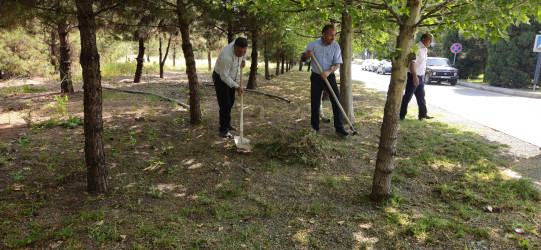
[
  {"x1": 450, "y1": 43, "x2": 462, "y2": 66},
  {"x1": 533, "y1": 35, "x2": 541, "y2": 91}
]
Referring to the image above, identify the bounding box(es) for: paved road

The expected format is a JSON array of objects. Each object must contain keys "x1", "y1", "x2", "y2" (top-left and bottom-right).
[{"x1": 351, "y1": 63, "x2": 541, "y2": 148}]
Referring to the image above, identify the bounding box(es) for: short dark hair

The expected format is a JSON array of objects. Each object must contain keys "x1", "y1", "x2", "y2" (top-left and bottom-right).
[
  {"x1": 322, "y1": 25, "x2": 335, "y2": 34},
  {"x1": 234, "y1": 37, "x2": 248, "y2": 48},
  {"x1": 421, "y1": 33, "x2": 433, "y2": 41}
]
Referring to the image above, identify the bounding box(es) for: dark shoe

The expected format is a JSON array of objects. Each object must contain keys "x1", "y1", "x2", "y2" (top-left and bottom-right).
[
  {"x1": 313, "y1": 129, "x2": 319, "y2": 134},
  {"x1": 419, "y1": 115, "x2": 433, "y2": 120},
  {"x1": 228, "y1": 125, "x2": 237, "y2": 131},
  {"x1": 399, "y1": 116, "x2": 406, "y2": 121},
  {"x1": 336, "y1": 128, "x2": 350, "y2": 137},
  {"x1": 219, "y1": 131, "x2": 233, "y2": 138},
  {"x1": 321, "y1": 117, "x2": 331, "y2": 123}
]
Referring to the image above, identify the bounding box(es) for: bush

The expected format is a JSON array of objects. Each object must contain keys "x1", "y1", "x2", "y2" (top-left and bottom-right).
[
  {"x1": 0, "y1": 28, "x2": 54, "y2": 78},
  {"x1": 485, "y1": 19, "x2": 541, "y2": 88}
]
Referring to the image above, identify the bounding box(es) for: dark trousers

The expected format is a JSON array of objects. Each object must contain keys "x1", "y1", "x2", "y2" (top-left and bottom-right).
[
  {"x1": 310, "y1": 72, "x2": 344, "y2": 131},
  {"x1": 400, "y1": 72, "x2": 427, "y2": 119},
  {"x1": 213, "y1": 71, "x2": 236, "y2": 132}
]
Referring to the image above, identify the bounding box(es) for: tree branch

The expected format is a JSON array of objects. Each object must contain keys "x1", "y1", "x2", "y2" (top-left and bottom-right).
[
  {"x1": 92, "y1": 3, "x2": 122, "y2": 17},
  {"x1": 381, "y1": 0, "x2": 403, "y2": 25}
]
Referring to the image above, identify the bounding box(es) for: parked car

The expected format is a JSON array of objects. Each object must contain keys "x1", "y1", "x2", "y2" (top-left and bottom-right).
[
  {"x1": 376, "y1": 60, "x2": 392, "y2": 75},
  {"x1": 425, "y1": 57, "x2": 459, "y2": 86},
  {"x1": 368, "y1": 59, "x2": 380, "y2": 72},
  {"x1": 360, "y1": 60, "x2": 372, "y2": 70},
  {"x1": 361, "y1": 59, "x2": 377, "y2": 71}
]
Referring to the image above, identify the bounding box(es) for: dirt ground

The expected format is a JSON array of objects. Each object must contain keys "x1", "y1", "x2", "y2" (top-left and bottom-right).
[{"x1": 0, "y1": 70, "x2": 540, "y2": 249}]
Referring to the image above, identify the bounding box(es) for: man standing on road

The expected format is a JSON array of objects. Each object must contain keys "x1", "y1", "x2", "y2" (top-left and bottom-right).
[
  {"x1": 300, "y1": 24, "x2": 350, "y2": 136},
  {"x1": 213, "y1": 37, "x2": 247, "y2": 138},
  {"x1": 400, "y1": 33, "x2": 434, "y2": 121}
]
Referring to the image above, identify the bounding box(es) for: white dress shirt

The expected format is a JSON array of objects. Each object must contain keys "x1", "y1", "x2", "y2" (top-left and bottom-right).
[
  {"x1": 214, "y1": 42, "x2": 246, "y2": 88},
  {"x1": 410, "y1": 42, "x2": 428, "y2": 76}
]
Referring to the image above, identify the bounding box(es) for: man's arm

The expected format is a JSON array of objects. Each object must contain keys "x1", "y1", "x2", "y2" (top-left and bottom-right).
[
  {"x1": 216, "y1": 59, "x2": 239, "y2": 89},
  {"x1": 321, "y1": 63, "x2": 340, "y2": 79},
  {"x1": 301, "y1": 50, "x2": 313, "y2": 62},
  {"x1": 409, "y1": 61, "x2": 419, "y2": 86}
]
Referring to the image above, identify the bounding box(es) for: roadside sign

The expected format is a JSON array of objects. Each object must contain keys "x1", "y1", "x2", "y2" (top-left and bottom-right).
[
  {"x1": 450, "y1": 43, "x2": 462, "y2": 54},
  {"x1": 534, "y1": 35, "x2": 541, "y2": 52}
]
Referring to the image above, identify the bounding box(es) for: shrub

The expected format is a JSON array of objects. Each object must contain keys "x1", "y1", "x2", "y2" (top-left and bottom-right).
[
  {"x1": 485, "y1": 19, "x2": 541, "y2": 88},
  {"x1": 0, "y1": 28, "x2": 54, "y2": 78}
]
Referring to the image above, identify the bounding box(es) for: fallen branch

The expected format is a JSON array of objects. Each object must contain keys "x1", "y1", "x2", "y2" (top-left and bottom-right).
[
  {"x1": 103, "y1": 86, "x2": 190, "y2": 109},
  {"x1": 202, "y1": 83, "x2": 291, "y2": 103}
]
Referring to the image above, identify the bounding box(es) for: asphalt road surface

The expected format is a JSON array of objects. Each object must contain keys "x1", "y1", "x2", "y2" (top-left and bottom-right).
[{"x1": 351, "y1": 63, "x2": 541, "y2": 148}]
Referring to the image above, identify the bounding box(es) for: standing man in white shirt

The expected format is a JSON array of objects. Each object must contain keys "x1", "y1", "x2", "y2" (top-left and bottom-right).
[
  {"x1": 400, "y1": 33, "x2": 434, "y2": 120},
  {"x1": 300, "y1": 24, "x2": 350, "y2": 136},
  {"x1": 213, "y1": 37, "x2": 247, "y2": 138}
]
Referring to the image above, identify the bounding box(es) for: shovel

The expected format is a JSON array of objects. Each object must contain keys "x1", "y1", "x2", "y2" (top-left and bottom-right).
[
  {"x1": 310, "y1": 55, "x2": 358, "y2": 135},
  {"x1": 234, "y1": 67, "x2": 252, "y2": 150}
]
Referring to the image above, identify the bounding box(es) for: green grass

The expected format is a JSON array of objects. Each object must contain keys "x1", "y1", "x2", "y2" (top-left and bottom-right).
[
  {"x1": 0, "y1": 85, "x2": 47, "y2": 95},
  {"x1": 1, "y1": 70, "x2": 540, "y2": 249}
]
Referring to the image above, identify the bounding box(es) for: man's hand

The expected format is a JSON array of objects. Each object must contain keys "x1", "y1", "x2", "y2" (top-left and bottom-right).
[
  {"x1": 321, "y1": 70, "x2": 330, "y2": 79},
  {"x1": 304, "y1": 50, "x2": 313, "y2": 60},
  {"x1": 413, "y1": 76, "x2": 420, "y2": 86},
  {"x1": 241, "y1": 60, "x2": 246, "y2": 68},
  {"x1": 237, "y1": 87, "x2": 244, "y2": 95}
]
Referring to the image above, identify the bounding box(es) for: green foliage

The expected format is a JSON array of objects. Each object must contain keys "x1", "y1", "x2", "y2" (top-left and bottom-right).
[
  {"x1": 46, "y1": 95, "x2": 69, "y2": 121},
  {"x1": 485, "y1": 19, "x2": 541, "y2": 88},
  {"x1": 0, "y1": 28, "x2": 53, "y2": 78},
  {"x1": 59, "y1": 115, "x2": 83, "y2": 129}
]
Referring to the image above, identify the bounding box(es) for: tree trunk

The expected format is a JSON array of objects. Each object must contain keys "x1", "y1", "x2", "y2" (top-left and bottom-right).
[
  {"x1": 208, "y1": 50, "x2": 212, "y2": 72},
  {"x1": 177, "y1": 0, "x2": 201, "y2": 124},
  {"x1": 49, "y1": 29, "x2": 58, "y2": 72},
  {"x1": 159, "y1": 37, "x2": 163, "y2": 78},
  {"x1": 146, "y1": 42, "x2": 150, "y2": 62},
  {"x1": 286, "y1": 60, "x2": 290, "y2": 72},
  {"x1": 298, "y1": 59, "x2": 303, "y2": 71},
  {"x1": 339, "y1": 11, "x2": 354, "y2": 123},
  {"x1": 281, "y1": 55, "x2": 285, "y2": 74},
  {"x1": 264, "y1": 37, "x2": 270, "y2": 80},
  {"x1": 247, "y1": 29, "x2": 258, "y2": 89},
  {"x1": 173, "y1": 46, "x2": 176, "y2": 66},
  {"x1": 76, "y1": 0, "x2": 108, "y2": 194},
  {"x1": 134, "y1": 36, "x2": 145, "y2": 83},
  {"x1": 58, "y1": 20, "x2": 73, "y2": 93},
  {"x1": 159, "y1": 34, "x2": 172, "y2": 79},
  {"x1": 227, "y1": 20, "x2": 234, "y2": 43},
  {"x1": 371, "y1": 0, "x2": 422, "y2": 202},
  {"x1": 275, "y1": 45, "x2": 280, "y2": 76}
]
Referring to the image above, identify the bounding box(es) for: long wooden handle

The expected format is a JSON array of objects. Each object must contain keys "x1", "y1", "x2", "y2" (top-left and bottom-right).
[
  {"x1": 310, "y1": 55, "x2": 356, "y2": 132},
  {"x1": 239, "y1": 68, "x2": 244, "y2": 140}
]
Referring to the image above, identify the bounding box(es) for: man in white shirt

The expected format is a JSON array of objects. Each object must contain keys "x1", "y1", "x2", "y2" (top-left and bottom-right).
[
  {"x1": 400, "y1": 33, "x2": 433, "y2": 120},
  {"x1": 213, "y1": 38, "x2": 247, "y2": 138}
]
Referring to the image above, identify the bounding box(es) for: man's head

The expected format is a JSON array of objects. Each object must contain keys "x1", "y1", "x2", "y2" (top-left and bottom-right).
[
  {"x1": 321, "y1": 25, "x2": 336, "y2": 45},
  {"x1": 421, "y1": 33, "x2": 433, "y2": 47},
  {"x1": 233, "y1": 37, "x2": 248, "y2": 57}
]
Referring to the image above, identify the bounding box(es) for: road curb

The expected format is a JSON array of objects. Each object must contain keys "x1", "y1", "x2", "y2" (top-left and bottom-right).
[{"x1": 457, "y1": 81, "x2": 541, "y2": 99}]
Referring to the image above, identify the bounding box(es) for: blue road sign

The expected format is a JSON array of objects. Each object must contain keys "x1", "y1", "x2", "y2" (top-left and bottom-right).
[
  {"x1": 450, "y1": 43, "x2": 462, "y2": 54},
  {"x1": 534, "y1": 35, "x2": 541, "y2": 53}
]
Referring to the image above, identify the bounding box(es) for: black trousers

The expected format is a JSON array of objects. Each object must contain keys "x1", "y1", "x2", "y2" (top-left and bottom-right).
[
  {"x1": 400, "y1": 72, "x2": 427, "y2": 119},
  {"x1": 212, "y1": 71, "x2": 236, "y2": 132},
  {"x1": 310, "y1": 72, "x2": 344, "y2": 131}
]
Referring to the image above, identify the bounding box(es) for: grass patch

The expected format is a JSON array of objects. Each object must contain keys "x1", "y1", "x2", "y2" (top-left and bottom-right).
[
  {"x1": 1, "y1": 70, "x2": 539, "y2": 249},
  {"x1": 0, "y1": 85, "x2": 47, "y2": 95}
]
